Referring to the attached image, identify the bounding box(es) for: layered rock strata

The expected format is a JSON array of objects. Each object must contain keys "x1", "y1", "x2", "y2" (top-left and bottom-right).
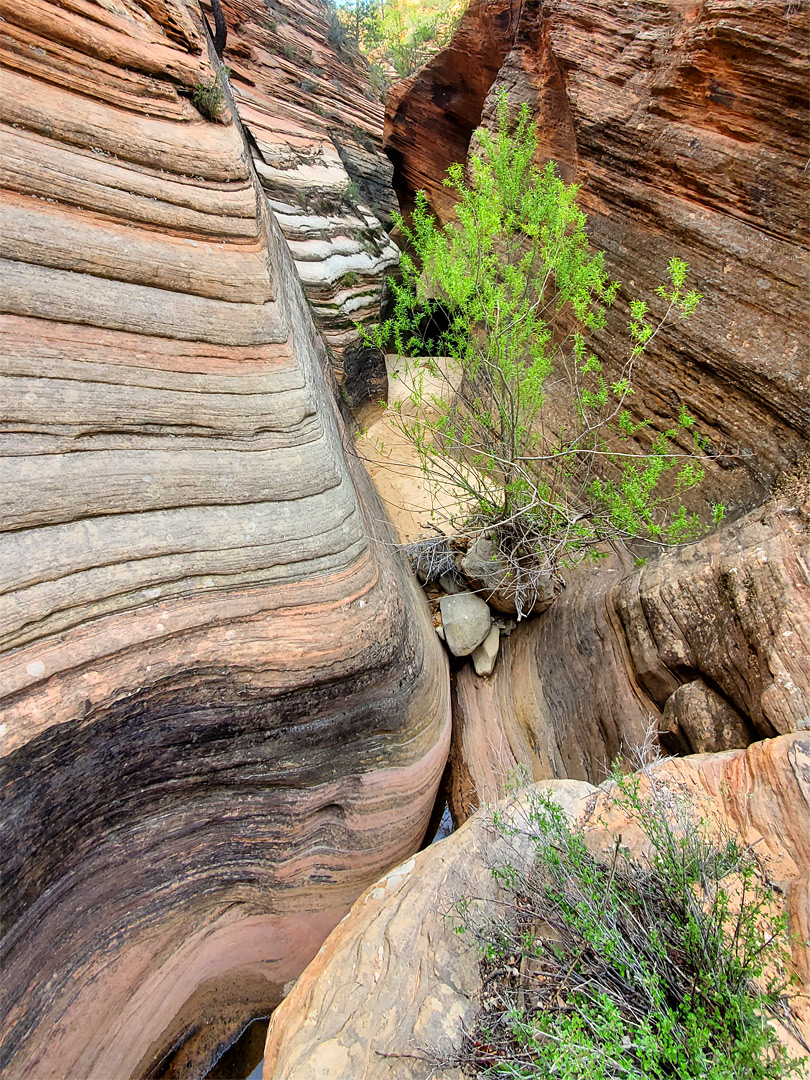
[
  {"x1": 0, "y1": 2, "x2": 448, "y2": 1078},
  {"x1": 263, "y1": 734, "x2": 810, "y2": 1079},
  {"x1": 387, "y1": 0, "x2": 810, "y2": 514},
  {"x1": 450, "y1": 492, "x2": 810, "y2": 820},
  {"x1": 217, "y1": 0, "x2": 399, "y2": 372}
]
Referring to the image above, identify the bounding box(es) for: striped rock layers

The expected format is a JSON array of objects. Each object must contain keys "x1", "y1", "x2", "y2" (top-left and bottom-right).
[
  {"x1": 384, "y1": 0, "x2": 809, "y2": 821},
  {"x1": 216, "y1": 0, "x2": 399, "y2": 371},
  {"x1": 0, "y1": 2, "x2": 448, "y2": 1078},
  {"x1": 449, "y1": 494, "x2": 810, "y2": 821},
  {"x1": 387, "y1": 0, "x2": 810, "y2": 514}
]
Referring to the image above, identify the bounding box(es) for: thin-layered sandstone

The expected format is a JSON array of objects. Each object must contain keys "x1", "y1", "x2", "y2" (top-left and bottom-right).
[
  {"x1": 0, "y1": 2, "x2": 448, "y2": 1077},
  {"x1": 216, "y1": 0, "x2": 399, "y2": 371},
  {"x1": 387, "y1": 0, "x2": 810, "y2": 513}
]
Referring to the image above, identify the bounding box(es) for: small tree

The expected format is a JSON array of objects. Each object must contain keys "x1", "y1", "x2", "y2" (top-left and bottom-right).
[{"x1": 368, "y1": 95, "x2": 723, "y2": 617}]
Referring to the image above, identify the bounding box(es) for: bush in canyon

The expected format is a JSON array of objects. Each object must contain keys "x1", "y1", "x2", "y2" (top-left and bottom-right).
[
  {"x1": 190, "y1": 68, "x2": 230, "y2": 121},
  {"x1": 367, "y1": 94, "x2": 723, "y2": 617},
  {"x1": 452, "y1": 757, "x2": 806, "y2": 1078}
]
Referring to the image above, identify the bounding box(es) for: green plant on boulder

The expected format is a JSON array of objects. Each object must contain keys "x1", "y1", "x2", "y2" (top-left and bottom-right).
[
  {"x1": 367, "y1": 93, "x2": 723, "y2": 617},
  {"x1": 454, "y1": 757, "x2": 807, "y2": 1078}
]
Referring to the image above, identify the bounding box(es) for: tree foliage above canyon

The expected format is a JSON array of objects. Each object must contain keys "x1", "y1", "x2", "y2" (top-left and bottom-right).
[{"x1": 329, "y1": 0, "x2": 465, "y2": 82}]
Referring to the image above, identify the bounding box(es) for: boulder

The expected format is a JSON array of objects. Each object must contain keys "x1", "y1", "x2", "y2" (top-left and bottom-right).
[
  {"x1": 471, "y1": 624, "x2": 500, "y2": 677},
  {"x1": 662, "y1": 680, "x2": 756, "y2": 755},
  {"x1": 459, "y1": 534, "x2": 560, "y2": 617},
  {"x1": 439, "y1": 593, "x2": 492, "y2": 656},
  {"x1": 263, "y1": 735, "x2": 810, "y2": 1078}
]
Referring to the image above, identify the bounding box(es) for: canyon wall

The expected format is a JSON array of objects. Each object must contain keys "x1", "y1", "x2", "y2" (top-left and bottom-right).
[
  {"x1": 387, "y1": 0, "x2": 809, "y2": 515},
  {"x1": 0, "y1": 2, "x2": 448, "y2": 1077},
  {"x1": 220, "y1": 0, "x2": 399, "y2": 374},
  {"x1": 385, "y1": 0, "x2": 809, "y2": 820}
]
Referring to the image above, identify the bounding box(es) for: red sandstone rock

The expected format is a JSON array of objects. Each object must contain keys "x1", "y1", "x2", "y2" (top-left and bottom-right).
[
  {"x1": 386, "y1": 0, "x2": 810, "y2": 512},
  {"x1": 262, "y1": 735, "x2": 810, "y2": 1078},
  {"x1": 0, "y1": 3, "x2": 448, "y2": 1077},
  {"x1": 449, "y1": 493, "x2": 810, "y2": 822}
]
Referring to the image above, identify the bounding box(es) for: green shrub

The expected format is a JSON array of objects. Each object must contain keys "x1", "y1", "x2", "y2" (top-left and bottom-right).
[
  {"x1": 190, "y1": 67, "x2": 230, "y2": 121},
  {"x1": 454, "y1": 761, "x2": 806, "y2": 1078},
  {"x1": 343, "y1": 179, "x2": 361, "y2": 204},
  {"x1": 366, "y1": 93, "x2": 722, "y2": 616}
]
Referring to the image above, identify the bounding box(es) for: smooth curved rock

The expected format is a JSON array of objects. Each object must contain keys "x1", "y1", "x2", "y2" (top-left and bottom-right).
[
  {"x1": 439, "y1": 592, "x2": 492, "y2": 657},
  {"x1": 263, "y1": 735, "x2": 810, "y2": 1078},
  {"x1": 0, "y1": 3, "x2": 448, "y2": 1078}
]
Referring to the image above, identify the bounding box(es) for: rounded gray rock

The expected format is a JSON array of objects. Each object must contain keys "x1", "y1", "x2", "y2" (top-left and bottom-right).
[{"x1": 439, "y1": 592, "x2": 491, "y2": 657}]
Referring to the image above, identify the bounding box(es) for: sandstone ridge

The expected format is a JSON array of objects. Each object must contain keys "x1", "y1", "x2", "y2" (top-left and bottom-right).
[
  {"x1": 263, "y1": 735, "x2": 810, "y2": 1079},
  {"x1": 0, "y1": 2, "x2": 448, "y2": 1077}
]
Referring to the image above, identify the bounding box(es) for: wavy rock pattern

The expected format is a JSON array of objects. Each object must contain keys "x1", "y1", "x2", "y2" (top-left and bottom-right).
[
  {"x1": 387, "y1": 0, "x2": 810, "y2": 512},
  {"x1": 219, "y1": 0, "x2": 399, "y2": 372},
  {"x1": 263, "y1": 735, "x2": 810, "y2": 1079},
  {"x1": 0, "y1": 3, "x2": 448, "y2": 1077},
  {"x1": 450, "y1": 494, "x2": 809, "y2": 820}
]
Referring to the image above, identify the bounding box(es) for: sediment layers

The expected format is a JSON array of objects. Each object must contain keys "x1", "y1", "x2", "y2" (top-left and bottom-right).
[
  {"x1": 387, "y1": 0, "x2": 810, "y2": 512},
  {"x1": 0, "y1": 2, "x2": 448, "y2": 1077},
  {"x1": 217, "y1": 0, "x2": 399, "y2": 371}
]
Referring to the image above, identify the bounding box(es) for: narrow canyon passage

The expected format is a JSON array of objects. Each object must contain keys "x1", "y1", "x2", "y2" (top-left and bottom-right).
[{"x1": 0, "y1": 0, "x2": 807, "y2": 1078}]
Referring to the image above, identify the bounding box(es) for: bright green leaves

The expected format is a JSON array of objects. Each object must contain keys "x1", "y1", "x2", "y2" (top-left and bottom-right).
[
  {"x1": 460, "y1": 775, "x2": 804, "y2": 1079},
  {"x1": 365, "y1": 91, "x2": 719, "y2": 610}
]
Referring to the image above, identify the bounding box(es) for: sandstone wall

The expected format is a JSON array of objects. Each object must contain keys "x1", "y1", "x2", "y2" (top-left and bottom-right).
[
  {"x1": 384, "y1": 0, "x2": 809, "y2": 823},
  {"x1": 0, "y1": 2, "x2": 448, "y2": 1077},
  {"x1": 449, "y1": 493, "x2": 809, "y2": 820},
  {"x1": 219, "y1": 0, "x2": 399, "y2": 372},
  {"x1": 386, "y1": 0, "x2": 810, "y2": 514}
]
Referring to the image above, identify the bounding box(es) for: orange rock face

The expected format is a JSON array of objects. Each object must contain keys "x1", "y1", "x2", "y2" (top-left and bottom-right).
[
  {"x1": 0, "y1": 2, "x2": 448, "y2": 1078},
  {"x1": 262, "y1": 735, "x2": 810, "y2": 1079},
  {"x1": 386, "y1": 0, "x2": 810, "y2": 512},
  {"x1": 449, "y1": 495, "x2": 810, "y2": 821}
]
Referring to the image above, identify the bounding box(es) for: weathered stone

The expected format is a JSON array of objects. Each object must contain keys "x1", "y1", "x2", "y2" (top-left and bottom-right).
[
  {"x1": 219, "y1": 0, "x2": 399, "y2": 373},
  {"x1": 388, "y1": 0, "x2": 810, "y2": 514},
  {"x1": 439, "y1": 571, "x2": 463, "y2": 595},
  {"x1": 0, "y1": 4, "x2": 449, "y2": 1078},
  {"x1": 472, "y1": 624, "x2": 500, "y2": 677},
  {"x1": 439, "y1": 593, "x2": 492, "y2": 657},
  {"x1": 449, "y1": 495, "x2": 810, "y2": 822},
  {"x1": 263, "y1": 779, "x2": 597, "y2": 1080},
  {"x1": 459, "y1": 534, "x2": 560, "y2": 617},
  {"x1": 262, "y1": 735, "x2": 810, "y2": 1077},
  {"x1": 662, "y1": 680, "x2": 756, "y2": 755}
]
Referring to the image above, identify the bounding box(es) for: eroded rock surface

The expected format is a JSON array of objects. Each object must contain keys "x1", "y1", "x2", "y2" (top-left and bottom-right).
[
  {"x1": 0, "y1": 3, "x2": 448, "y2": 1077},
  {"x1": 263, "y1": 735, "x2": 810, "y2": 1078},
  {"x1": 219, "y1": 0, "x2": 399, "y2": 372},
  {"x1": 387, "y1": 0, "x2": 810, "y2": 513},
  {"x1": 450, "y1": 494, "x2": 810, "y2": 820}
]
